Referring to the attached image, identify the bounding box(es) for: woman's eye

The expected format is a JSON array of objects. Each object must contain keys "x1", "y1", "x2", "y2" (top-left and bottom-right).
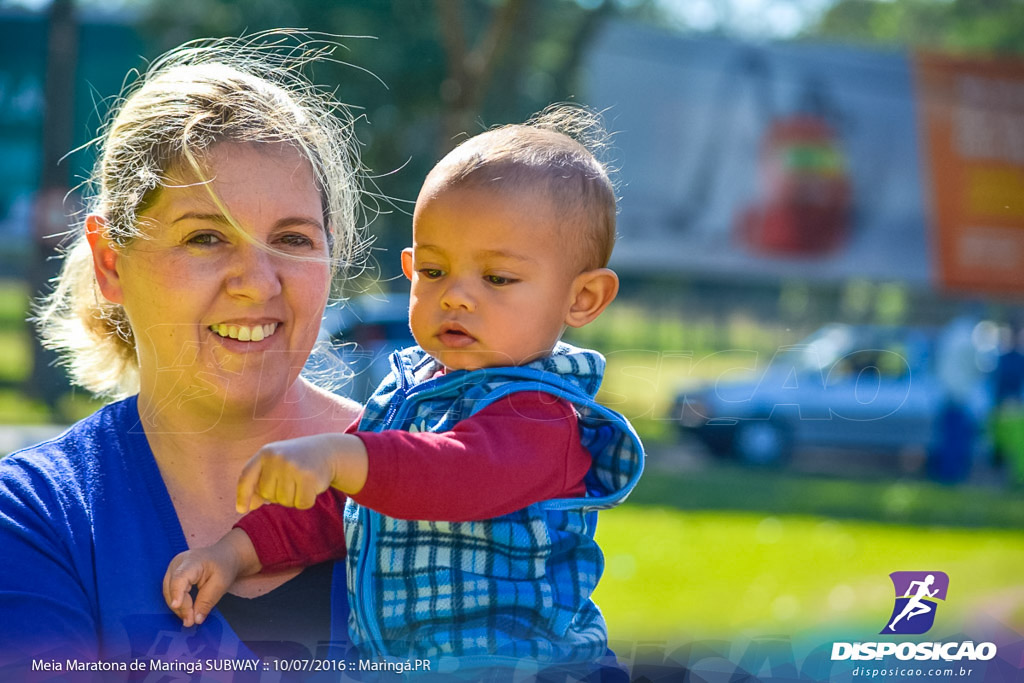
[
  {"x1": 185, "y1": 232, "x2": 222, "y2": 247},
  {"x1": 278, "y1": 233, "x2": 315, "y2": 248}
]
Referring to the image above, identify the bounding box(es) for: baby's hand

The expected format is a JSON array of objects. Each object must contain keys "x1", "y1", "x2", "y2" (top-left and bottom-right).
[
  {"x1": 236, "y1": 434, "x2": 344, "y2": 513},
  {"x1": 162, "y1": 529, "x2": 257, "y2": 627}
]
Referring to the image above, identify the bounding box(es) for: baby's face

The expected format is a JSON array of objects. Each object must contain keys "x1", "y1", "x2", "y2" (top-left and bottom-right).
[{"x1": 402, "y1": 182, "x2": 581, "y2": 371}]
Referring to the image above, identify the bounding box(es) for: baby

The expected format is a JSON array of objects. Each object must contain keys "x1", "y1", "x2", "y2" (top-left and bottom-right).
[{"x1": 163, "y1": 105, "x2": 644, "y2": 675}]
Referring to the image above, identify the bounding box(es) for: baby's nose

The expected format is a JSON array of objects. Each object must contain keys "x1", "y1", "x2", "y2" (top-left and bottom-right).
[{"x1": 440, "y1": 280, "x2": 476, "y2": 311}]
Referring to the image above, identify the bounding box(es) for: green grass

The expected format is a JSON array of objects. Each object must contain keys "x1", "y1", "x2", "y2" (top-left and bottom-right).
[
  {"x1": 594, "y1": 506, "x2": 1024, "y2": 643},
  {"x1": 0, "y1": 330, "x2": 31, "y2": 383},
  {"x1": 631, "y1": 462, "x2": 1024, "y2": 529},
  {"x1": 593, "y1": 451, "x2": 1024, "y2": 651},
  {"x1": 0, "y1": 390, "x2": 52, "y2": 424},
  {"x1": 0, "y1": 279, "x2": 30, "y2": 331},
  {"x1": 0, "y1": 279, "x2": 106, "y2": 425},
  {"x1": 0, "y1": 281, "x2": 33, "y2": 387}
]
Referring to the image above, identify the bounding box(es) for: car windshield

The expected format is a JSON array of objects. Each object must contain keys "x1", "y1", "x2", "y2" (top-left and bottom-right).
[
  {"x1": 777, "y1": 323, "x2": 930, "y2": 380},
  {"x1": 785, "y1": 324, "x2": 856, "y2": 373}
]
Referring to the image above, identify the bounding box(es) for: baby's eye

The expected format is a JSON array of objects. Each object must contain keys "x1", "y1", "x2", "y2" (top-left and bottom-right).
[
  {"x1": 485, "y1": 275, "x2": 517, "y2": 286},
  {"x1": 419, "y1": 268, "x2": 444, "y2": 279}
]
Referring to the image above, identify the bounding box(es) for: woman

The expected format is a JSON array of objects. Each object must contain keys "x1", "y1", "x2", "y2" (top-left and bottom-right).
[{"x1": 0, "y1": 34, "x2": 365, "y2": 669}]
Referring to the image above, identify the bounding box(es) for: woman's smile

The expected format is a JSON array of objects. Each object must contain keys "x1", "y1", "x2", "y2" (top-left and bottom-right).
[{"x1": 209, "y1": 322, "x2": 281, "y2": 343}]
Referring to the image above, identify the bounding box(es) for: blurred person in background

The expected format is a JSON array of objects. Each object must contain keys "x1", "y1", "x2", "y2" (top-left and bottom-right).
[
  {"x1": 931, "y1": 309, "x2": 991, "y2": 483},
  {"x1": 991, "y1": 319, "x2": 1024, "y2": 486}
]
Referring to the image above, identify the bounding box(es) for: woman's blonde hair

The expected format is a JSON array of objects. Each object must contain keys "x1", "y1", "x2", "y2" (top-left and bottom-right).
[{"x1": 35, "y1": 32, "x2": 366, "y2": 399}]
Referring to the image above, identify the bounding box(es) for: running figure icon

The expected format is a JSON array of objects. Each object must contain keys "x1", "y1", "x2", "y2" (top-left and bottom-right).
[
  {"x1": 881, "y1": 571, "x2": 949, "y2": 635},
  {"x1": 888, "y1": 574, "x2": 938, "y2": 631}
]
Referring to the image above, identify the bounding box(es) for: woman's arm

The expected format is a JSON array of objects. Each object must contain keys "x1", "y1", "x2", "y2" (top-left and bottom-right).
[{"x1": 0, "y1": 459, "x2": 98, "y2": 665}]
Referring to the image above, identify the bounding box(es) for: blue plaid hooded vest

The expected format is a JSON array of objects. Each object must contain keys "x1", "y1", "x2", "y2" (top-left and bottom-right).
[{"x1": 342, "y1": 342, "x2": 644, "y2": 668}]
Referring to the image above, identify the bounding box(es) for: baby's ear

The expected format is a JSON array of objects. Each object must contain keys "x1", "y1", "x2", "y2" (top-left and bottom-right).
[
  {"x1": 565, "y1": 268, "x2": 619, "y2": 329},
  {"x1": 401, "y1": 248, "x2": 414, "y2": 280},
  {"x1": 85, "y1": 214, "x2": 124, "y2": 304}
]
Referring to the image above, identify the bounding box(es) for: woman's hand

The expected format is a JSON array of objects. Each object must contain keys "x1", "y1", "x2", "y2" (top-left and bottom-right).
[
  {"x1": 236, "y1": 433, "x2": 369, "y2": 513},
  {"x1": 162, "y1": 528, "x2": 260, "y2": 627}
]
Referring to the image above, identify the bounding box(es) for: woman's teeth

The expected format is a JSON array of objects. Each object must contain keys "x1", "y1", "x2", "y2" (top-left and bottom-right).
[{"x1": 210, "y1": 323, "x2": 278, "y2": 342}]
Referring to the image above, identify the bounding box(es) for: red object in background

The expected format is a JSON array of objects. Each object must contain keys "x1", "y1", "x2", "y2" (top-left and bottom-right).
[{"x1": 738, "y1": 115, "x2": 852, "y2": 255}]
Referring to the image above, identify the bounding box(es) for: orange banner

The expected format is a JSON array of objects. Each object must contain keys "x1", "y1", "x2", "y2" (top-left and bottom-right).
[{"x1": 915, "y1": 52, "x2": 1024, "y2": 295}]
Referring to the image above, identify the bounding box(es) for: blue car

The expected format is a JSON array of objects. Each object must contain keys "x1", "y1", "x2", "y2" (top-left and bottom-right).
[{"x1": 670, "y1": 323, "x2": 958, "y2": 465}]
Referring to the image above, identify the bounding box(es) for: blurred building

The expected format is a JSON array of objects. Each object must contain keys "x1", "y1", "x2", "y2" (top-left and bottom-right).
[{"x1": 582, "y1": 21, "x2": 1024, "y2": 325}]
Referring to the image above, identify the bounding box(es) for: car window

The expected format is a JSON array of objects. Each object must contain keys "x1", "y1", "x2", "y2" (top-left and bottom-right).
[
  {"x1": 828, "y1": 347, "x2": 911, "y2": 384},
  {"x1": 781, "y1": 324, "x2": 932, "y2": 384},
  {"x1": 779, "y1": 324, "x2": 855, "y2": 373}
]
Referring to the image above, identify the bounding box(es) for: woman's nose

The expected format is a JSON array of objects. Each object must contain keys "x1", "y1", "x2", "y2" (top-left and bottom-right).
[{"x1": 225, "y1": 244, "x2": 283, "y2": 302}]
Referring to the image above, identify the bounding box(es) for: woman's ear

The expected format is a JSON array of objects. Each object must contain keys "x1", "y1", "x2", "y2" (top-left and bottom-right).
[
  {"x1": 401, "y1": 248, "x2": 414, "y2": 280},
  {"x1": 84, "y1": 214, "x2": 124, "y2": 304},
  {"x1": 565, "y1": 268, "x2": 619, "y2": 329}
]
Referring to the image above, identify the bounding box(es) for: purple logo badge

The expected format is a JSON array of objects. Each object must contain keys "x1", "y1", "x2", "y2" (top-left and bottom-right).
[{"x1": 881, "y1": 571, "x2": 949, "y2": 635}]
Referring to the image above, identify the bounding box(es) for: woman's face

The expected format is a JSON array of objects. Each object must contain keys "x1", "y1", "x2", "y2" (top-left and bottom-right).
[{"x1": 108, "y1": 142, "x2": 331, "y2": 418}]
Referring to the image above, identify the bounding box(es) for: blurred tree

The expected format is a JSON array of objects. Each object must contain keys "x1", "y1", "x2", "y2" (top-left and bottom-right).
[
  {"x1": 804, "y1": 0, "x2": 1024, "y2": 56},
  {"x1": 435, "y1": 0, "x2": 528, "y2": 147},
  {"x1": 434, "y1": 0, "x2": 615, "y2": 149},
  {"x1": 26, "y1": 0, "x2": 78, "y2": 418},
  {"x1": 136, "y1": 0, "x2": 651, "y2": 282}
]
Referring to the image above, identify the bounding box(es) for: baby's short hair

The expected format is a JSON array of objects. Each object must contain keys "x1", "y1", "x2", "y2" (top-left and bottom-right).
[{"x1": 427, "y1": 104, "x2": 616, "y2": 272}]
